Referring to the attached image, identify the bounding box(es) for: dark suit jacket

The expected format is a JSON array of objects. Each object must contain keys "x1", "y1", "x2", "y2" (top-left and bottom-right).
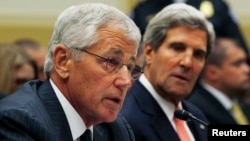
[
  {"x1": 0, "y1": 80, "x2": 136, "y2": 141},
  {"x1": 187, "y1": 83, "x2": 250, "y2": 124},
  {"x1": 120, "y1": 80, "x2": 208, "y2": 141}
]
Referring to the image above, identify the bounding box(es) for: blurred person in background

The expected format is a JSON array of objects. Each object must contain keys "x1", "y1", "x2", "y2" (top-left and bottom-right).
[
  {"x1": 14, "y1": 38, "x2": 47, "y2": 80},
  {"x1": 130, "y1": 0, "x2": 249, "y2": 53},
  {"x1": 0, "y1": 43, "x2": 37, "y2": 96},
  {"x1": 187, "y1": 37, "x2": 250, "y2": 124}
]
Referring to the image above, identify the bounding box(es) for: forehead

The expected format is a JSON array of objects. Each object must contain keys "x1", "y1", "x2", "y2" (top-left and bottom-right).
[
  {"x1": 93, "y1": 25, "x2": 137, "y2": 54},
  {"x1": 166, "y1": 25, "x2": 207, "y2": 48},
  {"x1": 167, "y1": 25, "x2": 207, "y2": 38},
  {"x1": 225, "y1": 46, "x2": 246, "y2": 59},
  {"x1": 97, "y1": 25, "x2": 129, "y2": 42}
]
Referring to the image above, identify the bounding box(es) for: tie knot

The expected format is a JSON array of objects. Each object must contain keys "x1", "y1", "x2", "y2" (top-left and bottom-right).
[
  {"x1": 175, "y1": 104, "x2": 181, "y2": 110},
  {"x1": 232, "y1": 102, "x2": 240, "y2": 109},
  {"x1": 80, "y1": 129, "x2": 92, "y2": 141}
]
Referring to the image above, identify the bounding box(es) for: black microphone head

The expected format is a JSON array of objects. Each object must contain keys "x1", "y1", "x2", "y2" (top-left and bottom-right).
[
  {"x1": 174, "y1": 109, "x2": 208, "y2": 126},
  {"x1": 174, "y1": 110, "x2": 191, "y2": 121}
]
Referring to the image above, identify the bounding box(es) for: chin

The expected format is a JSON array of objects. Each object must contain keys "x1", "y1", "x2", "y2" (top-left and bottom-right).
[
  {"x1": 103, "y1": 117, "x2": 117, "y2": 123},
  {"x1": 102, "y1": 112, "x2": 118, "y2": 123}
]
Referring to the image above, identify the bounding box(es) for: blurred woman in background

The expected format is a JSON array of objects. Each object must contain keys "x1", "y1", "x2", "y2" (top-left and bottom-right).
[{"x1": 0, "y1": 43, "x2": 37, "y2": 96}]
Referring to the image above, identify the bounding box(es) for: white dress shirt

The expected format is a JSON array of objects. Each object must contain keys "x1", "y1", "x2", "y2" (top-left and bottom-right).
[
  {"x1": 50, "y1": 79, "x2": 93, "y2": 141},
  {"x1": 139, "y1": 75, "x2": 195, "y2": 141}
]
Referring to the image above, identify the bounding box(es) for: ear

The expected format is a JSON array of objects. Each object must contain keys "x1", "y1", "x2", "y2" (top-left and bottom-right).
[
  {"x1": 53, "y1": 44, "x2": 72, "y2": 79},
  {"x1": 144, "y1": 43, "x2": 154, "y2": 64},
  {"x1": 205, "y1": 65, "x2": 220, "y2": 81}
]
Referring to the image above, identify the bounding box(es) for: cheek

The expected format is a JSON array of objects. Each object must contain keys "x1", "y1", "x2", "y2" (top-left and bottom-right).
[
  {"x1": 194, "y1": 61, "x2": 205, "y2": 75},
  {"x1": 221, "y1": 67, "x2": 236, "y2": 76},
  {"x1": 71, "y1": 59, "x2": 112, "y2": 89},
  {"x1": 223, "y1": 70, "x2": 240, "y2": 81},
  {"x1": 71, "y1": 62, "x2": 101, "y2": 86}
]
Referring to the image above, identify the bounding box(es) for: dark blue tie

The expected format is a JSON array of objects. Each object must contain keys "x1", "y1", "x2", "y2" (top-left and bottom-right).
[{"x1": 80, "y1": 129, "x2": 91, "y2": 141}]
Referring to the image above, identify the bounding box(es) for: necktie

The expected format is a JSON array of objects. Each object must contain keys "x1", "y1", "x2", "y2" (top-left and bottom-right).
[
  {"x1": 174, "y1": 106, "x2": 192, "y2": 141},
  {"x1": 80, "y1": 129, "x2": 92, "y2": 141},
  {"x1": 231, "y1": 102, "x2": 249, "y2": 125}
]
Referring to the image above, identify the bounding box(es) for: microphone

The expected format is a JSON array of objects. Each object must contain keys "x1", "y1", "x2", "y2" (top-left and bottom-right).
[{"x1": 174, "y1": 109, "x2": 208, "y2": 126}]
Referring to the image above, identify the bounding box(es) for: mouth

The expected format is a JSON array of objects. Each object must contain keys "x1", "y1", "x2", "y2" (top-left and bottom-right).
[
  {"x1": 103, "y1": 96, "x2": 122, "y2": 110},
  {"x1": 107, "y1": 97, "x2": 121, "y2": 104},
  {"x1": 172, "y1": 74, "x2": 189, "y2": 82}
]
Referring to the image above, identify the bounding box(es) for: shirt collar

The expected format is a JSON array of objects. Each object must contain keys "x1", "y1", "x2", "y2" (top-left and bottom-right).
[
  {"x1": 49, "y1": 79, "x2": 93, "y2": 140},
  {"x1": 139, "y1": 74, "x2": 176, "y2": 125},
  {"x1": 200, "y1": 80, "x2": 232, "y2": 110}
]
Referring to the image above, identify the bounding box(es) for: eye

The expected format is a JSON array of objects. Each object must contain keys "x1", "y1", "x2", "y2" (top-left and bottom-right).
[
  {"x1": 108, "y1": 57, "x2": 121, "y2": 67},
  {"x1": 233, "y1": 60, "x2": 246, "y2": 67},
  {"x1": 170, "y1": 43, "x2": 185, "y2": 52},
  {"x1": 126, "y1": 64, "x2": 135, "y2": 72},
  {"x1": 132, "y1": 65, "x2": 142, "y2": 73},
  {"x1": 131, "y1": 65, "x2": 143, "y2": 79},
  {"x1": 193, "y1": 50, "x2": 206, "y2": 60}
]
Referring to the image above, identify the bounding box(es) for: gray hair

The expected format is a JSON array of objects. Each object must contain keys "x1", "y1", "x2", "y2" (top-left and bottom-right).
[
  {"x1": 44, "y1": 3, "x2": 141, "y2": 77},
  {"x1": 143, "y1": 3, "x2": 215, "y2": 54}
]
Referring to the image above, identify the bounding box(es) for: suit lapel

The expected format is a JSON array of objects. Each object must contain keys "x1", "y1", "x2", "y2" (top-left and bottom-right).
[
  {"x1": 38, "y1": 80, "x2": 72, "y2": 141},
  {"x1": 151, "y1": 113, "x2": 180, "y2": 141},
  {"x1": 198, "y1": 85, "x2": 237, "y2": 123},
  {"x1": 133, "y1": 81, "x2": 180, "y2": 141},
  {"x1": 182, "y1": 101, "x2": 208, "y2": 141},
  {"x1": 187, "y1": 121, "x2": 207, "y2": 141}
]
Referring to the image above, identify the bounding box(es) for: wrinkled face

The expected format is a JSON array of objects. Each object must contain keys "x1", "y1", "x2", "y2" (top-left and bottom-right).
[
  {"x1": 144, "y1": 25, "x2": 207, "y2": 103},
  {"x1": 219, "y1": 46, "x2": 250, "y2": 94},
  {"x1": 59, "y1": 26, "x2": 137, "y2": 126}
]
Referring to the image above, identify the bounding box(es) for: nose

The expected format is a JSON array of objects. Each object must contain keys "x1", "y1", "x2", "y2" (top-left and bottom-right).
[
  {"x1": 179, "y1": 52, "x2": 193, "y2": 69},
  {"x1": 243, "y1": 63, "x2": 250, "y2": 75},
  {"x1": 114, "y1": 65, "x2": 132, "y2": 89}
]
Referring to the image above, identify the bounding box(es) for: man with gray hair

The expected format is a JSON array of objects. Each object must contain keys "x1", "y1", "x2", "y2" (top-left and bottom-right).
[
  {"x1": 121, "y1": 3, "x2": 215, "y2": 141},
  {"x1": 0, "y1": 3, "x2": 142, "y2": 141}
]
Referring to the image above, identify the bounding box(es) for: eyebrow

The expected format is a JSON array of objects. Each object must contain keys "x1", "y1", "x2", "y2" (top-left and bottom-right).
[{"x1": 108, "y1": 48, "x2": 136, "y2": 62}]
